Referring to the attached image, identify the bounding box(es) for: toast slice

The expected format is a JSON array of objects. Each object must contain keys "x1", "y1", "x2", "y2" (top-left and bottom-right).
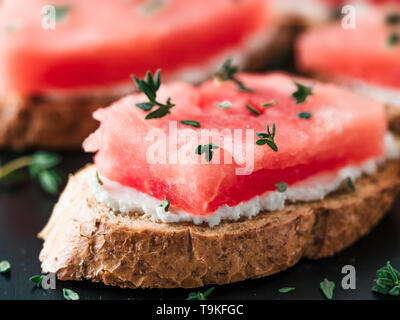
[{"x1": 38, "y1": 157, "x2": 400, "y2": 289}]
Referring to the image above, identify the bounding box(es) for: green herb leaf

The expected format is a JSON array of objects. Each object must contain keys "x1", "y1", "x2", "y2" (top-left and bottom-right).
[
  {"x1": 298, "y1": 112, "x2": 312, "y2": 119},
  {"x1": 275, "y1": 182, "x2": 288, "y2": 193},
  {"x1": 137, "y1": 0, "x2": 167, "y2": 16},
  {"x1": 186, "y1": 287, "x2": 215, "y2": 300},
  {"x1": 346, "y1": 177, "x2": 355, "y2": 192},
  {"x1": 132, "y1": 70, "x2": 175, "y2": 119},
  {"x1": 388, "y1": 32, "x2": 400, "y2": 47},
  {"x1": 255, "y1": 123, "x2": 278, "y2": 152},
  {"x1": 29, "y1": 275, "x2": 45, "y2": 288},
  {"x1": 215, "y1": 59, "x2": 252, "y2": 92},
  {"x1": 161, "y1": 197, "x2": 170, "y2": 212},
  {"x1": 320, "y1": 278, "x2": 335, "y2": 300},
  {"x1": 372, "y1": 261, "x2": 400, "y2": 296},
  {"x1": 278, "y1": 287, "x2": 295, "y2": 294},
  {"x1": 37, "y1": 169, "x2": 62, "y2": 195},
  {"x1": 246, "y1": 103, "x2": 260, "y2": 116},
  {"x1": 195, "y1": 144, "x2": 219, "y2": 162},
  {"x1": 261, "y1": 100, "x2": 276, "y2": 108},
  {"x1": 216, "y1": 101, "x2": 232, "y2": 109},
  {"x1": 54, "y1": 5, "x2": 70, "y2": 22},
  {"x1": 0, "y1": 260, "x2": 11, "y2": 274},
  {"x1": 180, "y1": 120, "x2": 200, "y2": 128},
  {"x1": 63, "y1": 288, "x2": 79, "y2": 301},
  {"x1": 292, "y1": 81, "x2": 313, "y2": 104},
  {"x1": 385, "y1": 12, "x2": 400, "y2": 25}
]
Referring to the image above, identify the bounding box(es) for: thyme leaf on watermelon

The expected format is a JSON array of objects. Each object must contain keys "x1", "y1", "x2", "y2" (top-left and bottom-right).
[
  {"x1": 346, "y1": 177, "x2": 355, "y2": 192},
  {"x1": 320, "y1": 278, "x2": 335, "y2": 300},
  {"x1": 261, "y1": 100, "x2": 276, "y2": 108},
  {"x1": 186, "y1": 287, "x2": 215, "y2": 300},
  {"x1": 388, "y1": 32, "x2": 400, "y2": 47},
  {"x1": 256, "y1": 123, "x2": 278, "y2": 152},
  {"x1": 214, "y1": 58, "x2": 252, "y2": 92},
  {"x1": 275, "y1": 182, "x2": 287, "y2": 193},
  {"x1": 385, "y1": 12, "x2": 400, "y2": 26},
  {"x1": 195, "y1": 143, "x2": 219, "y2": 162},
  {"x1": 292, "y1": 81, "x2": 313, "y2": 104},
  {"x1": 0, "y1": 152, "x2": 63, "y2": 195},
  {"x1": 372, "y1": 261, "x2": 400, "y2": 296},
  {"x1": 180, "y1": 120, "x2": 200, "y2": 128},
  {"x1": 246, "y1": 103, "x2": 260, "y2": 116},
  {"x1": 298, "y1": 112, "x2": 312, "y2": 119},
  {"x1": 216, "y1": 100, "x2": 232, "y2": 109},
  {"x1": 54, "y1": 5, "x2": 70, "y2": 22},
  {"x1": 132, "y1": 69, "x2": 175, "y2": 119},
  {"x1": 160, "y1": 197, "x2": 170, "y2": 212}
]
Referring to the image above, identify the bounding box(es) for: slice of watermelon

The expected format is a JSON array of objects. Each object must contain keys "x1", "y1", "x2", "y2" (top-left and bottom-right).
[
  {"x1": 84, "y1": 72, "x2": 387, "y2": 216},
  {"x1": 297, "y1": 6, "x2": 400, "y2": 90},
  {"x1": 0, "y1": 0, "x2": 271, "y2": 94}
]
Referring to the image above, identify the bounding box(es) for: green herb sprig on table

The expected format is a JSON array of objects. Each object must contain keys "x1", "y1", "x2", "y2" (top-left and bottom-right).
[
  {"x1": 63, "y1": 288, "x2": 80, "y2": 300},
  {"x1": 256, "y1": 123, "x2": 278, "y2": 152},
  {"x1": 372, "y1": 261, "x2": 400, "y2": 296},
  {"x1": 214, "y1": 59, "x2": 252, "y2": 92},
  {"x1": 278, "y1": 287, "x2": 295, "y2": 294},
  {"x1": 132, "y1": 69, "x2": 175, "y2": 119},
  {"x1": 29, "y1": 275, "x2": 45, "y2": 288},
  {"x1": 0, "y1": 260, "x2": 11, "y2": 274},
  {"x1": 186, "y1": 287, "x2": 215, "y2": 300},
  {"x1": 0, "y1": 151, "x2": 62, "y2": 194},
  {"x1": 320, "y1": 278, "x2": 335, "y2": 300}
]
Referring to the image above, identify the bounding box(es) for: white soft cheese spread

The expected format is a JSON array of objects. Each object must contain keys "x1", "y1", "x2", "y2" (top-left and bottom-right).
[
  {"x1": 88, "y1": 133, "x2": 399, "y2": 228},
  {"x1": 337, "y1": 77, "x2": 400, "y2": 108}
]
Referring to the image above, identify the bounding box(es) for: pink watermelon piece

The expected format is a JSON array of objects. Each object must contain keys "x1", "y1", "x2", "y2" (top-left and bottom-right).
[
  {"x1": 297, "y1": 7, "x2": 400, "y2": 90},
  {"x1": 84, "y1": 72, "x2": 387, "y2": 215},
  {"x1": 0, "y1": 0, "x2": 271, "y2": 94}
]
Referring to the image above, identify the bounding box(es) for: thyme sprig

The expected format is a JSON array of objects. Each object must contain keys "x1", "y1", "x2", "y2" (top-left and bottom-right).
[
  {"x1": 195, "y1": 143, "x2": 219, "y2": 162},
  {"x1": 372, "y1": 261, "x2": 400, "y2": 296},
  {"x1": 0, "y1": 152, "x2": 62, "y2": 194},
  {"x1": 214, "y1": 59, "x2": 252, "y2": 92},
  {"x1": 132, "y1": 69, "x2": 175, "y2": 119},
  {"x1": 256, "y1": 123, "x2": 278, "y2": 152},
  {"x1": 186, "y1": 287, "x2": 215, "y2": 300},
  {"x1": 320, "y1": 278, "x2": 335, "y2": 300},
  {"x1": 292, "y1": 81, "x2": 313, "y2": 104}
]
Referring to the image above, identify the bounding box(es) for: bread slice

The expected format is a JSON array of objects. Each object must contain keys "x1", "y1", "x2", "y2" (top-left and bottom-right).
[{"x1": 38, "y1": 157, "x2": 400, "y2": 289}]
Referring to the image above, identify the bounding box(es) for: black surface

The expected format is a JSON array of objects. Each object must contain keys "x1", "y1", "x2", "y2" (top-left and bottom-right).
[{"x1": 0, "y1": 151, "x2": 399, "y2": 300}]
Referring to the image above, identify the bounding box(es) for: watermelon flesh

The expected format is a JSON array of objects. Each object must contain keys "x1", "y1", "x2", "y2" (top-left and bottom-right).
[
  {"x1": 84, "y1": 73, "x2": 387, "y2": 215},
  {"x1": 0, "y1": 0, "x2": 271, "y2": 94},
  {"x1": 297, "y1": 6, "x2": 400, "y2": 90}
]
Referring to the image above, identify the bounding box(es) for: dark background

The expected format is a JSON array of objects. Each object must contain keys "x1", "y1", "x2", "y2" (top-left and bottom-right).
[{"x1": 0, "y1": 151, "x2": 399, "y2": 300}]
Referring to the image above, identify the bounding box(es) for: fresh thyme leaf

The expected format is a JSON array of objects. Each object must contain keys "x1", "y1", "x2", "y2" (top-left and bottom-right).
[
  {"x1": 275, "y1": 182, "x2": 288, "y2": 193},
  {"x1": 180, "y1": 120, "x2": 200, "y2": 128},
  {"x1": 195, "y1": 143, "x2": 219, "y2": 162},
  {"x1": 186, "y1": 287, "x2": 215, "y2": 300},
  {"x1": 0, "y1": 152, "x2": 62, "y2": 195},
  {"x1": 292, "y1": 81, "x2": 313, "y2": 104},
  {"x1": 320, "y1": 278, "x2": 335, "y2": 300},
  {"x1": 278, "y1": 287, "x2": 295, "y2": 294},
  {"x1": 246, "y1": 103, "x2": 260, "y2": 116},
  {"x1": 388, "y1": 32, "x2": 400, "y2": 47},
  {"x1": 133, "y1": 70, "x2": 175, "y2": 119},
  {"x1": 216, "y1": 100, "x2": 232, "y2": 109},
  {"x1": 96, "y1": 171, "x2": 103, "y2": 186},
  {"x1": 385, "y1": 12, "x2": 400, "y2": 25},
  {"x1": 261, "y1": 100, "x2": 276, "y2": 108},
  {"x1": 0, "y1": 260, "x2": 11, "y2": 274},
  {"x1": 63, "y1": 288, "x2": 79, "y2": 300},
  {"x1": 255, "y1": 123, "x2": 278, "y2": 152},
  {"x1": 54, "y1": 5, "x2": 70, "y2": 22},
  {"x1": 298, "y1": 112, "x2": 312, "y2": 119},
  {"x1": 346, "y1": 177, "x2": 355, "y2": 192},
  {"x1": 161, "y1": 197, "x2": 170, "y2": 212},
  {"x1": 372, "y1": 262, "x2": 400, "y2": 296},
  {"x1": 29, "y1": 275, "x2": 45, "y2": 288},
  {"x1": 214, "y1": 58, "x2": 252, "y2": 92}
]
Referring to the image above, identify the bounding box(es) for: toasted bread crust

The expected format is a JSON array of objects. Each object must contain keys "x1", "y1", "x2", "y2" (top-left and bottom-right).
[{"x1": 38, "y1": 159, "x2": 400, "y2": 289}]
